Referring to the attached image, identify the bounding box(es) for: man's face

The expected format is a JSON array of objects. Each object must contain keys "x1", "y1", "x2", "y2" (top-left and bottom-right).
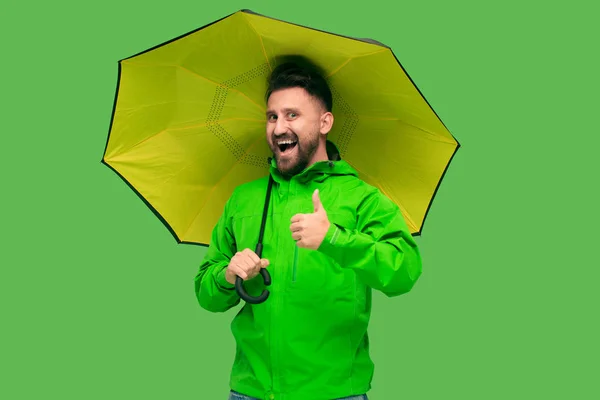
[{"x1": 266, "y1": 87, "x2": 330, "y2": 177}]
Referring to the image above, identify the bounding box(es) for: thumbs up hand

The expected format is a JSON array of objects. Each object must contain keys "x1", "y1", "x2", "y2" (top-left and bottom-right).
[{"x1": 290, "y1": 189, "x2": 331, "y2": 250}]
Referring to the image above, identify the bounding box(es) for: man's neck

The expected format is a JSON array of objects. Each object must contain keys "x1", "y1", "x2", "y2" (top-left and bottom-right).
[{"x1": 306, "y1": 142, "x2": 330, "y2": 168}]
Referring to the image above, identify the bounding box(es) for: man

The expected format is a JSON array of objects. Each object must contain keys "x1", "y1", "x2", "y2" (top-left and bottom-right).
[{"x1": 194, "y1": 56, "x2": 422, "y2": 400}]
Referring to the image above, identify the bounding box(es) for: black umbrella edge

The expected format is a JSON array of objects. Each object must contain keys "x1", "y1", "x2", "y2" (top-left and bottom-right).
[
  {"x1": 239, "y1": 9, "x2": 391, "y2": 49},
  {"x1": 387, "y1": 49, "x2": 462, "y2": 237}
]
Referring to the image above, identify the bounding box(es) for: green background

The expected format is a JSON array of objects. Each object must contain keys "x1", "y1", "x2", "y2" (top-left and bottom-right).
[{"x1": 2, "y1": 0, "x2": 598, "y2": 399}]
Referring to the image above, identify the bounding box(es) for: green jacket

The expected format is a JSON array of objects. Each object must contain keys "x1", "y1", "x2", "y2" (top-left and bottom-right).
[{"x1": 194, "y1": 145, "x2": 422, "y2": 400}]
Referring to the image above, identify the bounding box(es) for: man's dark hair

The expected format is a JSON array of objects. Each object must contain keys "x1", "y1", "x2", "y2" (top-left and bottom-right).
[{"x1": 265, "y1": 55, "x2": 333, "y2": 112}]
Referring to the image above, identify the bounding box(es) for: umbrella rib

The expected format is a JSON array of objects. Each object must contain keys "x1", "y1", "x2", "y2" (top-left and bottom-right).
[
  {"x1": 177, "y1": 65, "x2": 266, "y2": 111},
  {"x1": 382, "y1": 119, "x2": 455, "y2": 144},
  {"x1": 377, "y1": 181, "x2": 419, "y2": 233},
  {"x1": 168, "y1": 118, "x2": 265, "y2": 132},
  {"x1": 109, "y1": 118, "x2": 265, "y2": 158},
  {"x1": 242, "y1": 12, "x2": 272, "y2": 72},
  {"x1": 121, "y1": 60, "x2": 266, "y2": 112},
  {"x1": 181, "y1": 132, "x2": 268, "y2": 240},
  {"x1": 327, "y1": 58, "x2": 352, "y2": 78},
  {"x1": 327, "y1": 48, "x2": 388, "y2": 79},
  {"x1": 117, "y1": 100, "x2": 176, "y2": 111},
  {"x1": 332, "y1": 114, "x2": 456, "y2": 144},
  {"x1": 343, "y1": 158, "x2": 418, "y2": 233},
  {"x1": 155, "y1": 130, "x2": 263, "y2": 207}
]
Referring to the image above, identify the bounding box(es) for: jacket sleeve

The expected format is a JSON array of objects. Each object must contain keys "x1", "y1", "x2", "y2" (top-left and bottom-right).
[
  {"x1": 317, "y1": 187, "x2": 423, "y2": 297},
  {"x1": 194, "y1": 195, "x2": 241, "y2": 312}
]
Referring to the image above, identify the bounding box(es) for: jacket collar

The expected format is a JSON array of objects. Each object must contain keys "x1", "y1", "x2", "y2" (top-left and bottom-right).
[{"x1": 268, "y1": 140, "x2": 358, "y2": 186}]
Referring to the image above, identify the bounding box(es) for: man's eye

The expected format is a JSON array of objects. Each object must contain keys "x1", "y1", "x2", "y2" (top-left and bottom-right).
[
  {"x1": 268, "y1": 115, "x2": 277, "y2": 121},
  {"x1": 288, "y1": 112, "x2": 297, "y2": 118}
]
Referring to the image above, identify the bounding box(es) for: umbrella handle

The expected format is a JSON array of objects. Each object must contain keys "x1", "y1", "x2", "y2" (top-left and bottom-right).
[
  {"x1": 234, "y1": 176, "x2": 274, "y2": 305},
  {"x1": 235, "y1": 268, "x2": 271, "y2": 304}
]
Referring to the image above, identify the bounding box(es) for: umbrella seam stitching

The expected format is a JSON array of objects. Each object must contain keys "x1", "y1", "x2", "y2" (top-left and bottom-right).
[
  {"x1": 120, "y1": 60, "x2": 266, "y2": 112},
  {"x1": 108, "y1": 118, "x2": 266, "y2": 159}
]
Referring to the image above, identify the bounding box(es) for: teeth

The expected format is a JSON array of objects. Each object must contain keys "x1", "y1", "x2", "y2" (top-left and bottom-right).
[{"x1": 277, "y1": 140, "x2": 297, "y2": 145}]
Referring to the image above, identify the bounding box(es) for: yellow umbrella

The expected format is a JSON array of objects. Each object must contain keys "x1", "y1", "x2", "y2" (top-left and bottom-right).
[{"x1": 102, "y1": 9, "x2": 460, "y2": 246}]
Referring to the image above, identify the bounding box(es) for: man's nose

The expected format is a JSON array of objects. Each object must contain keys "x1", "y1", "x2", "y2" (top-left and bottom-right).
[{"x1": 273, "y1": 118, "x2": 288, "y2": 136}]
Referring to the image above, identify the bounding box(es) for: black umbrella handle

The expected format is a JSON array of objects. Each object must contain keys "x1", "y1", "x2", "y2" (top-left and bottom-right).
[
  {"x1": 235, "y1": 268, "x2": 271, "y2": 304},
  {"x1": 235, "y1": 243, "x2": 271, "y2": 304},
  {"x1": 235, "y1": 173, "x2": 274, "y2": 304}
]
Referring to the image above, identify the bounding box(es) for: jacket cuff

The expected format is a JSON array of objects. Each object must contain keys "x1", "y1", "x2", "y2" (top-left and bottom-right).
[
  {"x1": 215, "y1": 264, "x2": 235, "y2": 291},
  {"x1": 317, "y1": 222, "x2": 346, "y2": 265}
]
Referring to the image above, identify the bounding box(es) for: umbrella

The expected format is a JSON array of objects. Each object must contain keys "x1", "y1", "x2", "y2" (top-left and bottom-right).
[{"x1": 101, "y1": 9, "x2": 460, "y2": 303}]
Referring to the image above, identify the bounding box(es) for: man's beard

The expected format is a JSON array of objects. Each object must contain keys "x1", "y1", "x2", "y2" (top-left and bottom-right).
[{"x1": 271, "y1": 130, "x2": 319, "y2": 178}]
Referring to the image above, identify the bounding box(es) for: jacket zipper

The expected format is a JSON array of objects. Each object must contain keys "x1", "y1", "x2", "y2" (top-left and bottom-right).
[{"x1": 292, "y1": 244, "x2": 298, "y2": 282}]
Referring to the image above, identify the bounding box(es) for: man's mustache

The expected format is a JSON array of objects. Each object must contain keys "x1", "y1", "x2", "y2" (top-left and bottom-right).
[{"x1": 271, "y1": 133, "x2": 298, "y2": 143}]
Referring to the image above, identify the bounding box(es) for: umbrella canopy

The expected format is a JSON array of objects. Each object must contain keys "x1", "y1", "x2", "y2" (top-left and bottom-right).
[{"x1": 102, "y1": 9, "x2": 460, "y2": 245}]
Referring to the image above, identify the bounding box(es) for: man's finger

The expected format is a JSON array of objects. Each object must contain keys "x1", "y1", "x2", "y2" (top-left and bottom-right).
[
  {"x1": 291, "y1": 214, "x2": 304, "y2": 223},
  {"x1": 248, "y1": 251, "x2": 261, "y2": 266},
  {"x1": 290, "y1": 222, "x2": 303, "y2": 232},
  {"x1": 233, "y1": 266, "x2": 248, "y2": 280},
  {"x1": 239, "y1": 256, "x2": 255, "y2": 271},
  {"x1": 243, "y1": 248, "x2": 260, "y2": 265}
]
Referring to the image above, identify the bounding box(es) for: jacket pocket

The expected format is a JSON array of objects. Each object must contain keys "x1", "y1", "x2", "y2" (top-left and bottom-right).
[{"x1": 292, "y1": 243, "x2": 298, "y2": 283}]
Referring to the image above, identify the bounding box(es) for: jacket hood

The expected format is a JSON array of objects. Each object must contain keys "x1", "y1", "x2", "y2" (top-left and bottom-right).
[{"x1": 268, "y1": 140, "x2": 358, "y2": 185}]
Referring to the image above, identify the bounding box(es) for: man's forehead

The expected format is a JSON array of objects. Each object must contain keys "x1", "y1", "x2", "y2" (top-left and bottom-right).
[{"x1": 267, "y1": 87, "x2": 323, "y2": 111}]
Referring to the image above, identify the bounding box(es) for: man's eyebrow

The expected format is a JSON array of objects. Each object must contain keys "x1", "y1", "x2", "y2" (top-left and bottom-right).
[{"x1": 266, "y1": 107, "x2": 300, "y2": 117}]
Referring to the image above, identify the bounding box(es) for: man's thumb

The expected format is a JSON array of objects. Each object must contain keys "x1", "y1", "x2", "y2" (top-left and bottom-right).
[{"x1": 313, "y1": 189, "x2": 322, "y2": 213}]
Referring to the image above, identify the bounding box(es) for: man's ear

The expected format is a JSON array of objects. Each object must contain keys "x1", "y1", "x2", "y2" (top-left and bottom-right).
[{"x1": 320, "y1": 112, "x2": 334, "y2": 134}]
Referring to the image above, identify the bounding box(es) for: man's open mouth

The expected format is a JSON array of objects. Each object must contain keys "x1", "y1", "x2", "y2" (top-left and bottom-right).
[{"x1": 277, "y1": 139, "x2": 298, "y2": 154}]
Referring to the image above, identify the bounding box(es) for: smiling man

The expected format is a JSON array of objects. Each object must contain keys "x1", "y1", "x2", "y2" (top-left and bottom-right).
[
  {"x1": 194, "y1": 56, "x2": 423, "y2": 400},
  {"x1": 265, "y1": 60, "x2": 333, "y2": 179}
]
